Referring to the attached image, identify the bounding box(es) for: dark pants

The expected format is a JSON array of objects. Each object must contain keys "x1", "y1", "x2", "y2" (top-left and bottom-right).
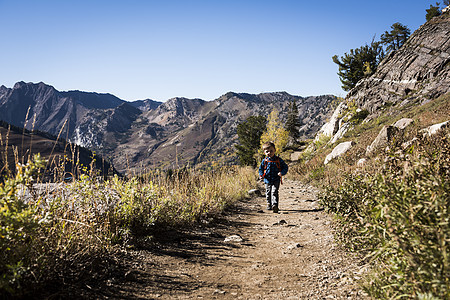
[{"x1": 265, "y1": 181, "x2": 280, "y2": 208}]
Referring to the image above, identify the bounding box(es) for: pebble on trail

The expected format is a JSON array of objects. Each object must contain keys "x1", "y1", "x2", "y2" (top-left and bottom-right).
[{"x1": 224, "y1": 235, "x2": 244, "y2": 242}]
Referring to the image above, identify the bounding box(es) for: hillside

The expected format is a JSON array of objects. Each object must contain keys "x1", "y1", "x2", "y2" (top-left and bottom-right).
[
  {"x1": 0, "y1": 121, "x2": 117, "y2": 180},
  {"x1": 0, "y1": 83, "x2": 337, "y2": 172},
  {"x1": 111, "y1": 92, "x2": 336, "y2": 172}
]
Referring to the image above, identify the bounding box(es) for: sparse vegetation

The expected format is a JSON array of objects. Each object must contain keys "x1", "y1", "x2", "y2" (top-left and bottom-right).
[{"x1": 320, "y1": 128, "x2": 449, "y2": 299}]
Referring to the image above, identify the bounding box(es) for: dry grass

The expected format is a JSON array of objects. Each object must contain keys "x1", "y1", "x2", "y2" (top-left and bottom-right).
[{"x1": 0, "y1": 121, "x2": 257, "y2": 297}]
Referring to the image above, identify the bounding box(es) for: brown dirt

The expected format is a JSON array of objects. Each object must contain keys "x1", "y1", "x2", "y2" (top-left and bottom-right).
[{"x1": 73, "y1": 180, "x2": 369, "y2": 299}]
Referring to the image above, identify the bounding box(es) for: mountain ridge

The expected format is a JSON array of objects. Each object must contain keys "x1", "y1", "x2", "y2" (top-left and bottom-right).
[{"x1": 0, "y1": 81, "x2": 337, "y2": 171}]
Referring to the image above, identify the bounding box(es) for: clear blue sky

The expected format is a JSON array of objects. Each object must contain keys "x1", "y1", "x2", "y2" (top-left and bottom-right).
[{"x1": 0, "y1": 1, "x2": 438, "y2": 102}]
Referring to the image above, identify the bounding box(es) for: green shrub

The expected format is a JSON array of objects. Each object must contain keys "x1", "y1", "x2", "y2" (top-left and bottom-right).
[
  {"x1": 348, "y1": 109, "x2": 369, "y2": 124},
  {"x1": 309, "y1": 166, "x2": 326, "y2": 181},
  {"x1": 0, "y1": 154, "x2": 45, "y2": 294}
]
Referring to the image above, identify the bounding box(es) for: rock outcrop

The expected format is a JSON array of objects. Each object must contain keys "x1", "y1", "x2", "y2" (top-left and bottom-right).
[
  {"x1": 313, "y1": 13, "x2": 450, "y2": 164},
  {"x1": 421, "y1": 120, "x2": 449, "y2": 136}
]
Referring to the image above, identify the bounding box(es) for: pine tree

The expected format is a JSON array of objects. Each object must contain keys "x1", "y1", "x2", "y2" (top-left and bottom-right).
[
  {"x1": 235, "y1": 115, "x2": 266, "y2": 166},
  {"x1": 380, "y1": 23, "x2": 411, "y2": 53},
  {"x1": 285, "y1": 100, "x2": 301, "y2": 141},
  {"x1": 332, "y1": 39, "x2": 385, "y2": 91},
  {"x1": 426, "y1": 2, "x2": 441, "y2": 21}
]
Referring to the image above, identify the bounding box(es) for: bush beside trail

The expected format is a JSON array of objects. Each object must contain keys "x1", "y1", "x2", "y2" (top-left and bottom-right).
[{"x1": 319, "y1": 129, "x2": 449, "y2": 299}]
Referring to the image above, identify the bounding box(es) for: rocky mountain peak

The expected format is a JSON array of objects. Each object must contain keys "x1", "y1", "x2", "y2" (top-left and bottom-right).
[
  {"x1": 163, "y1": 97, "x2": 206, "y2": 111},
  {"x1": 130, "y1": 99, "x2": 162, "y2": 111},
  {"x1": 13, "y1": 81, "x2": 27, "y2": 89},
  {"x1": 60, "y1": 90, "x2": 124, "y2": 109},
  {"x1": 148, "y1": 97, "x2": 208, "y2": 126}
]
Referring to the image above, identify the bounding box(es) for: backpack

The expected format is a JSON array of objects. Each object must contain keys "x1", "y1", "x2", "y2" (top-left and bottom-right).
[{"x1": 262, "y1": 156, "x2": 283, "y2": 184}]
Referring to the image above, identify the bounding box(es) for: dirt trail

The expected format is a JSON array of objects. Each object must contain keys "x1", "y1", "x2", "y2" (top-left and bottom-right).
[{"x1": 101, "y1": 180, "x2": 368, "y2": 299}]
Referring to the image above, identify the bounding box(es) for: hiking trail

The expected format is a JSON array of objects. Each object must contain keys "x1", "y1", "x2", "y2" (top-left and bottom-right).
[{"x1": 90, "y1": 180, "x2": 368, "y2": 299}]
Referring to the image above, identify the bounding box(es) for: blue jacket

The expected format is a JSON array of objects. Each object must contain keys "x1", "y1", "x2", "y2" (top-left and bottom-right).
[{"x1": 258, "y1": 155, "x2": 288, "y2": 184}]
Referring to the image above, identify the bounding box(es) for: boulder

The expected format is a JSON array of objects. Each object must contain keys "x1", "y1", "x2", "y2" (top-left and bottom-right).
[
  {"x1": 366, "y1": 118, "x2": 415, "y2": 156},
  {"x1": 330, "y1": 122, "x2": 352, "y2": 144},
  {"x1": 366, "y1": 125, "x2": 399, "y2": 156},
  {"x1": 290, "y1": 151, "x2": 302, "y2": 161},
  {"x1": 393, "y1": 118, "x2": 414, "y2": 130},
  {"x1": 314, "y1": 102, "x2": 347, "y2": 141},
  {"x1": 324, "y1": 141, "x2": 354, "y2": 165},
  {"x1": 421, "y1": 120, "x2": 449, "y2": 136},
  {"x1": 357, "y1": 158, "x2": 367, "y2": 167},
  {"x1": 224, "y1": 235, "x2": 244, "y2": 243},
  {"x1": 248, "y1": 189, "x2": 262, "y2": 197}
]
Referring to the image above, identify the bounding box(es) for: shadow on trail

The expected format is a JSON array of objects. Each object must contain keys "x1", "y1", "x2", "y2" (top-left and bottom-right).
[
  {"x1": 124, "y1": 198, "x2": 259, "y2": 263},
  {"x1": 144, "y1": 216, "x2": 255, "y2": 259},
  {"x1": 281, "y1": 208, "x2": 325, "y2": 213},
  {"x1": 96, "y1": 201, "x2": 258, "y2": 298}
]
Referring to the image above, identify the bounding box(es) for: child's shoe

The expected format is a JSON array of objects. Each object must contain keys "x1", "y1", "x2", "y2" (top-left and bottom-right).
[{"x1": 272, "y1": 205, "x2": 279, "y2": 213}]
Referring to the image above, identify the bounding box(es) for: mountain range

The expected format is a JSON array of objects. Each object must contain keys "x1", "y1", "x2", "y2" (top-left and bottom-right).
[{"x1": 0, "y1": 82, "x2": 337, "y2": 172}]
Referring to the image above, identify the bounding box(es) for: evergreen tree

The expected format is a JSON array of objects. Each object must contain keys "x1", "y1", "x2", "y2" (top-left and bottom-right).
[
  {"x1": 380, "y1": 22, "x2": 411, "y2": 53},
  {"x1": 235, "y1": 115, "x2": 266, "y2": 166},
  {"x1": 332, "y1": 40, "x2": 385, "y2": 91},
  {"x1": 426, "y1": 2, "x2": 441, "y2": 21},
  {"x1": 259, "y1": 109, "x2": 289, "y2": 157},
  {"x1": 285, "y1": 100, "x2": 301, "y2": 141}
]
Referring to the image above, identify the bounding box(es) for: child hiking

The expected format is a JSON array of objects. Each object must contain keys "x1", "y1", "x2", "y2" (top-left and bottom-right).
[{"x1": 258, "y1": 141, "x2": 288, "y2": 213}]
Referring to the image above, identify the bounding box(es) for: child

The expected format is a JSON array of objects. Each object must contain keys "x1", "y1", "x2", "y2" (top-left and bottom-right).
[{"x1": 258, "y1": 142, "x2": 288, "y2": 213}]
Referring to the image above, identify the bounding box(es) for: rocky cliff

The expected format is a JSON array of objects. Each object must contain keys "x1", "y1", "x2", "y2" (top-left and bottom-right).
[
  {"x1": 0, "y1": 81, "x2": 128, "y2": 138},
  {"x1": 312, "y1": 13, "x2": 450, "y2": 165},
  {"x1": 316, "y1": 13, "x2": 450, "y2": 147},
  {"x1": 349, "y1": 13, "x2": 450, "y2": 114}
]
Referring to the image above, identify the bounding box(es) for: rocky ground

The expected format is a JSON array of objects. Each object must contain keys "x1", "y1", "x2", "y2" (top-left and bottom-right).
[{"x1": 62, "y1": 180, "x2": 369, "y2": 299}]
